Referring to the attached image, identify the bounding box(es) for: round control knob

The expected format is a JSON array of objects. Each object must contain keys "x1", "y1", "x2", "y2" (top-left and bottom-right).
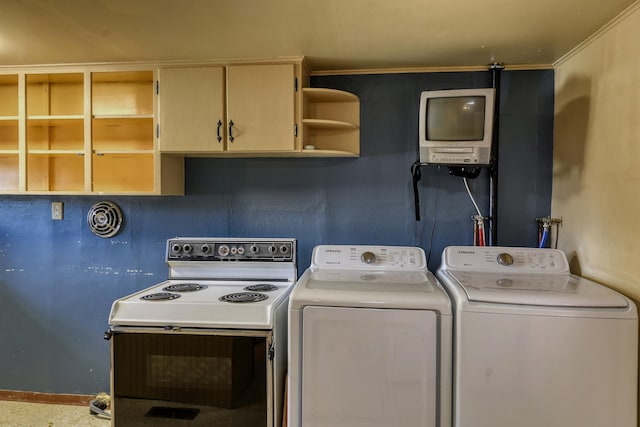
[
  {"x1": 279, "y1": 245, "x2": 289, "y2": 254},
  {"x1": 218, "y1": 245, "x2": 230, "y2": 256},
  {"x1": 361, "y1": 251, "x2": 377, "y2": 264},
  {"x1": 497, "y1": 253, "x2": 514, "y2": 266},
  {"x1": 249, "y1": 245, "x2": 259, "y2": 254},
  {"x1": 201, "y1": 244, "x2": 211, "y2": 254},
  {"x1": 268, "y1": 245, "x2": 277, "y2": 254},
  {"x1": 171, "y1": 244, "x2": 181, "y2": 253},
  {"x1": 183, "y1": 244, "x2": 192, "y2": 253},
  {"x1": 496, "y1": 278, "x2": 513, "y2": 287}
]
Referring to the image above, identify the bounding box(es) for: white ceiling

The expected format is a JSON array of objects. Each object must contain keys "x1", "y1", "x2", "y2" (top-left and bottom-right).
[{"x1": 0, "y1": 0, "x2": 636, "y2": 72}]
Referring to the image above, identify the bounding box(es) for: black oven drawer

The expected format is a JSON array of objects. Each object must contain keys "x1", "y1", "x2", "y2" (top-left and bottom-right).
[{"x1": 111, "y1": 331, "x2": 270, "y2": 426}]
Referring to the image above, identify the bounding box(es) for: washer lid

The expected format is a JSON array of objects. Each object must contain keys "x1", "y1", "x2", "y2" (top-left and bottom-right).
[
  {"x1": 289, "y1": 269, "x2": 451, "y2": 312},
  {"x1": 446, "y1": 271, "x2": 629, "y2": 308}
]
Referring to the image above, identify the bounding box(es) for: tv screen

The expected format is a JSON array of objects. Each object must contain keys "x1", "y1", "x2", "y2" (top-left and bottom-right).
[
  {"x1": 418, "y1": 87, "x2": 495, "y2": 165},
  {"x1": 426, "y1": 96, "x2": 487, "y2": 141}
]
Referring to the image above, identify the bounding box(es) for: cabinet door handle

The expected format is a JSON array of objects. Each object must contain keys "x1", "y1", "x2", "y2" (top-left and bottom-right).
[
  {"x1": 216, "y1": 120, "x2": 222, "y2": 143},
  {"x1": 228, "y1": 120, "x2": 235, "y2": 142}
]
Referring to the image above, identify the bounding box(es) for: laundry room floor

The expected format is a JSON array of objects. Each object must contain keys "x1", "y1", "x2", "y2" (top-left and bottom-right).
[{"x1": 0, "y1": 400, "x2": 109, "y2": 426}]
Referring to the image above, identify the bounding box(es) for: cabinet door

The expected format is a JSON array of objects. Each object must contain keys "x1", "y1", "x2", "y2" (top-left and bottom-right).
[
  {"x1": 226, "y1": 64, "x2": 295, "y2": 152},
  {"x1": 158, "y1": 67, "x2": 225, "y2": 153}
]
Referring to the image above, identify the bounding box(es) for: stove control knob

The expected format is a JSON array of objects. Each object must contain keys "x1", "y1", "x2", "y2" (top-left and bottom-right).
[
  {"x1": 279, "y1": 245, "x2": 289, "y2": 254},
  {"x1": 249, "y1": 245, "x2": 259, "y2": 254},
  {"x1": 201, "y1": 244, "x2": 211, "y2": 254},
  {"x1": 218, "y1": 245, "x2": 230, "y2": 256},
  {"x1": 361, "y1": 251, "x2": 377, "y2": 264},
  {"x1": 183, "y1": 244, "x2": 192, "y2": 253},
  {"x1": 171, "y1": 244, "x2": 182, "y2": 253},
  {"x1": 497, "y1": 253, "x2": 514, "y2": 266},
  {"x1": 268, "y1": 245, "x2": 277, "y2": 254}
]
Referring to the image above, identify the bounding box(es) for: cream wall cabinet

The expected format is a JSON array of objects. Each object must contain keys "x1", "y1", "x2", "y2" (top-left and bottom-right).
[
  {"x1": 0, "y1": 58, "x2": 361, "y2": 195},
  {"x1": 0, "y1": 67, "x2": 183, "y2": 195},
  {"x1": 158, "y1": 63, "x2": 296, "y2": 154}
]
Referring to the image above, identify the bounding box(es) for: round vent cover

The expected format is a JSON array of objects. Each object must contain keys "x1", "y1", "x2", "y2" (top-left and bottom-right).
[{"x1": 87, "y1": 201, "x2": 123, "y2": 238}]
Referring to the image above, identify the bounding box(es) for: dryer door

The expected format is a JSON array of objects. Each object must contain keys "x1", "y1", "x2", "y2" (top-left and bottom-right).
[{"x1": 301, "y1": 306, "x2": 438, "y2": 427}]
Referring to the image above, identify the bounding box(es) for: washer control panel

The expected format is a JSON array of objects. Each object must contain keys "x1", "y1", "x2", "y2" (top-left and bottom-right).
[
  {"x1": 441, "y1": 246, "x2": 570, "y2": 273},
  {"x1": 167, "y1": 238, "x2": 294, "y2": 261},
  {"x1": 312, "y1": 245, "x2": 427, "y2": 270}
]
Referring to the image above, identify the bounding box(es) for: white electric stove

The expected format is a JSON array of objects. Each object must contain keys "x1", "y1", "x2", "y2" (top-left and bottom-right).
[{"x1": 107, "y1": 237, "x2": 296, "y2": 427}]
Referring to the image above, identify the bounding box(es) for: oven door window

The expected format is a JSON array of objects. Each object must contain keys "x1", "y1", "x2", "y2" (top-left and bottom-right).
[{"x1": 112, "y1": 332, "x2": 269, "y2": 426}]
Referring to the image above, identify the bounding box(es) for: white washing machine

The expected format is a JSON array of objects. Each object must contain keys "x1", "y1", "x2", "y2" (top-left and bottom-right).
[
  {"x1": 437, "y1": 245, "x2": 638, "y2": 427},
  {"x1": 288, "y1": 245, "x2": 452, "y2": 427}
]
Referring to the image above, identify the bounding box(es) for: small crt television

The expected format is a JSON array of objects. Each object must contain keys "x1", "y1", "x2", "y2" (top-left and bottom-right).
[{"x1": 419, "y1": 88, "x2": 495, "y2": 165}]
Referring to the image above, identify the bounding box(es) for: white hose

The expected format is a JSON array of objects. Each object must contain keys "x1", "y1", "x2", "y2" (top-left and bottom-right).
[{"x1": 463, "y1": 177, "x2": 483, "y2": 217}]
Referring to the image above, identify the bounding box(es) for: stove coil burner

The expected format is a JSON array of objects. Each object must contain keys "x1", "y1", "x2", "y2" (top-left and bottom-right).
[
  {"x1": 162, "y1": 283, "x2": 207, "y2": 292},
  {"x1": 244, "y1": 284, "x2": 279, "y2": 292},
  {"x1": 141, "y1": 292, "x2": 181, "y2": 301},
  {"x1": 219, "y1": 292, "x2": 268, "y2": 303}
]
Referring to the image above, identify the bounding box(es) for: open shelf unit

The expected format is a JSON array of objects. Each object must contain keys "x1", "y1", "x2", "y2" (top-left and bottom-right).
[
  {"x1": 0, "y1": 74, "x2": 19, "y2": 191},
  {"x1": 91, "y1": 70, "x2": 158, "y2": 193},
  {"x1": 0, "y1": 66, "x2": 183, "y2": 195},
  {"x1": 302, "y1": 88, "x2": 360, "y2": 157},
  {"x1": 26, "y1": 72, "x2": 85, "y2": 192}
]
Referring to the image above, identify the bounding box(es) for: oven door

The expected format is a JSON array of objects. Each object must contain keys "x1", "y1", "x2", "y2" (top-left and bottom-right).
[{"x1": 109, "y1": 327, "x2": 273, "y2": 427}]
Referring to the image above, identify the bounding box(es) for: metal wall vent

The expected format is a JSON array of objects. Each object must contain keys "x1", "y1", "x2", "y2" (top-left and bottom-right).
[{"x1": 87, "y1": 201, "x2": 123, "y2": 238}]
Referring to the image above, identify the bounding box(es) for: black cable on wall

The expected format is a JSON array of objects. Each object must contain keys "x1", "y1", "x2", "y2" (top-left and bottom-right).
[{"x1": 489, "y1": 63, "x2": 504, "y2": 246}]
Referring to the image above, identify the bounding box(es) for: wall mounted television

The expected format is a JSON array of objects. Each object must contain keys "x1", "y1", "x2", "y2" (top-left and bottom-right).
[{"x1": 419, "y1": 88, "x2": 495, "y2": 166}]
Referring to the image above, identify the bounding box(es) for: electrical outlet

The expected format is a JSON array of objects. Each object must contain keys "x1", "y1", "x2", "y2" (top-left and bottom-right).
[{"x1": 52, "y1": 202, "x2": 64, "y2": 220}]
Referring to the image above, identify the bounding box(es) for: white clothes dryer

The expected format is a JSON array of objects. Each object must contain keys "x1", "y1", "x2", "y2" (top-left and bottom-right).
[
  {"x1": 288, "y1": 245, "x2": 452, "y2": 427},
  {"x1": 437, "y1": 246, "x2": 638, "y2": 427}
]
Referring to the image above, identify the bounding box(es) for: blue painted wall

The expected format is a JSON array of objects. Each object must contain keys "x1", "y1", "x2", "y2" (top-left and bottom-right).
[{"x1": 0, "y1": 69, "x2": 553, "y2": 395}]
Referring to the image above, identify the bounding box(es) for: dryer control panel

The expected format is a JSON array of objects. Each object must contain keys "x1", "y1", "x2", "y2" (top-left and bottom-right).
[
  {"x1": 311, "y1": 245, "x2": 427, "y2": 270},
  {"x1": 441, "y1": 246, "x2": 570, "y2": 274}
]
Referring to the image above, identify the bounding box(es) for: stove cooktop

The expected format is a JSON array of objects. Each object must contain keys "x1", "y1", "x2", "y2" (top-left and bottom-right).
[
  {"x1": 108, "y1": 237, "x2": 297, "y2": 330},
  {"x1": 109, "y1": 279, "x2": 293, "y2": 329}
]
